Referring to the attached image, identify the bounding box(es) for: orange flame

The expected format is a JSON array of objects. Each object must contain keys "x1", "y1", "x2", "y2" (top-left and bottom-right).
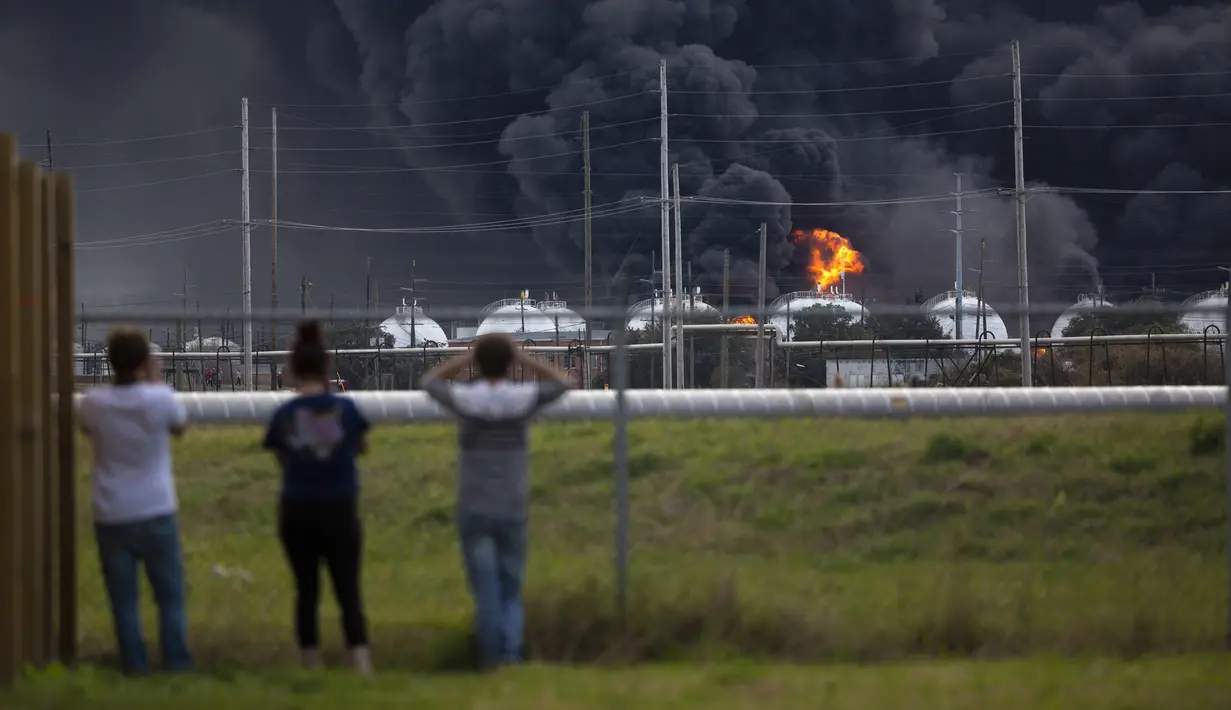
[
  {"x1": 792, "y1": 228, "x2": 865, "y2": 290},
  {"x1": 729, "y1": 315, "x2": 756, "y2": 325}
]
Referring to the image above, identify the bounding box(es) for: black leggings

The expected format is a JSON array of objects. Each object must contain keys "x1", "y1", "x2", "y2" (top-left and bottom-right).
[{"x1": 278, "y1": 498, "x2": 368, "y2": 649}]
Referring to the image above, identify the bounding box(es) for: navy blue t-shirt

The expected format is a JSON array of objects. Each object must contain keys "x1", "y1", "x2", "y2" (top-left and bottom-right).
[{"x1": 262, "y1": 392, "x2": 370, "y2": 501}]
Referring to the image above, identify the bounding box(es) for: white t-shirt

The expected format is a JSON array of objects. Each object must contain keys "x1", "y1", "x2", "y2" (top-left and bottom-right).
[{"x1": 78, "y1": 383, "x2": 187, "y2": 525}]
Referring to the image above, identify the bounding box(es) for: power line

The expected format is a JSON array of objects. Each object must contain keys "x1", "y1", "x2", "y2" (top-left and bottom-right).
[
  {"x1": 77, "y1": 221, "x2": 238, "y2": 250},
  {"x1": 684, "y1": 188, "x2": 1003, "y2": 208},
  {"x1": 683, "y1": 125, "x2": 1010, "y2": 144},
  {"x1": 265, "y1": 137, "x2": 654, "y2": 174},
  {"x1": 255, "y1": 69, "x2": 645, "y2": 108},
  {"x1": 1022, "y1": 70, "x2": 1231, "y2": 79},
  {"x1": 17, "y1": 126, "x2": 238, "y2": 149},
  {"x1": 276, "y1": 92, "x2": 650, "y2": 133},
  {"x1": 58, "y1": 150, "x2": 240, "y2": 171},
  {"x1": 1025, "y1": 122, "x2": 1231, "y2": 130},
  {"x1": 1023, "y1": 92, "x2": 1231, "y2": 103},
  {"x1": 1047, "y1": 186, "x2": 1231, "y2": 196},
  {"x1": 75, "y1": 169, "x2": 238, "y2": 195},
  {"x1": 251, "y1": 117, "x2": 657, "y2": 153},
  {"x1": 256, "y1": 199, "x2": 651, "y2": 235},
  {"x1": 674, "y1": 101, "x2": 1010, "y2": 120},
  {"x1": 669, "y1": 73, "x2": 1009, "y2": 96}
]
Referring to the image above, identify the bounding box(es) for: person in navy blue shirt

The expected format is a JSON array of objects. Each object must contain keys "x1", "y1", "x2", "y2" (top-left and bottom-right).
[{"x1": 263, "y1": 319, "x2": 373, "y2": 675}]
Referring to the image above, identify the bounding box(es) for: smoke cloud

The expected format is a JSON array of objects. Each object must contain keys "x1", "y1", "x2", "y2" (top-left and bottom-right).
[
  {"x1": 1, "y1": 0, "x2": 1227, "y2": 317},
  {"x1": 313, "y1": 0, "x2": 1226, "y2": 312}
]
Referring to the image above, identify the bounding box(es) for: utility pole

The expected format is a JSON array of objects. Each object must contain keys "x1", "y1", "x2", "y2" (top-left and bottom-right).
[
  {"x1": 300, "y1": 275, "x2": 310, "y2": 314},
  {"x1": 582, "y1": 110, "x2": 593, "y2": 390},
  {"x1": 364, "y1": 257, "x2": 371, "y2": 331},
  {"x1": 978, "y1": 238, "x2": 988, "y2": 336},
  {"x1": 41, "y1": 129, "x2": 52, "y2": 169},
  {"x1": 721, "y1": 249, "x2": 729, "y2": 387},
  {"x1": 688, "y1": 261, "x2": 695, "y2": 389},
  {"x1": 952, "y1": 172, "x2": 966, "y2": 340},
  {"x1": 410, "y1": 259, "x2": 417, "y2": 348},
  {"x1": 672, "y1": 163, "x2": 685, "y2": 389},
  {"x1": 755, "y1": 222, "x2": 767, "y2": 388},
  {"x1": 181, "y1": 267, "x2": 188, "y2": 347},
  {"x1": 240, "y1": 97, "x2": 254, "y2": 390},
  {"x1": 1011, "y1": 40, "x2": 1032, "y2": 387},
  {"x1": 271, "y1": 107, "x2": 279, "y2": 354},
  {"x1": 173, "y1": 267, "x2": 198, "y2": 350},
  {"x1": 658, "y1": 58, "x2": 672, "y2": 389}
]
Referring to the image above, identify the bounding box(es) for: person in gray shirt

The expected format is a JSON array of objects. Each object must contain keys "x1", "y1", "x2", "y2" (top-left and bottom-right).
[{"x1": 420, "y1": 333, "x2": 570, "y2": 670}]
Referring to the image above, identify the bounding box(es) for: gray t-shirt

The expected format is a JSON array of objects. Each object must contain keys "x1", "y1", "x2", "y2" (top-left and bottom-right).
[{"x1": 422, "y1": 377, "x2": 569, "y2": 518}]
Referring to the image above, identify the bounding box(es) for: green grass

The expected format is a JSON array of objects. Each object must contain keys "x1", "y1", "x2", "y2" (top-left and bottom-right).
[
  {"x1": 4, "y1": 412, "x2": 1230, "y2": 708},
  {"x1": 9, "y1": 656, "x2": 1231, "y2": 709}
]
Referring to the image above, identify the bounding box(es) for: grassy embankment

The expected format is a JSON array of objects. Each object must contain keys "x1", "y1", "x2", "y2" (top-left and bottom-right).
[{"x1": 4, "y1": 412, "x2": 1229, "y2": 709}]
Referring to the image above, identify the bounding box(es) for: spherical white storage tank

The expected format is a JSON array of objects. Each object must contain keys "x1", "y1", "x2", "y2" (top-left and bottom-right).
[
  {"x1": 538, "y1": 299, "x2": 586, "y2": 338},
  {"x1": 1181, "y1": 285, "x2": 1228, "y2": 335},
  {"x1": 625, "y1": 295, "x2": 720, "y2": 331},
  {"x1": 378, "y1": 300, "x2": 449, "y2": 347},
  {"x1": 184, "y1": 336, "x2": 240, "y2": 352},
  {"x1": 768, "y1": 288, "x2": 869, "y2": 341},
  {"x1": 923, "y1": 289, "x2": 1012, "y2": 345},
  {"x1": 476, "y1": 298, "x2": 555, "y2": 337},
  {"x1": 1050, "y1": 293, "x2": 1116, "y2": 337}
]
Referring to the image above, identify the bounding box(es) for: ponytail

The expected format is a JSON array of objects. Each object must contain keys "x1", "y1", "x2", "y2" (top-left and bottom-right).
[{"x1": 289, "y1": 319, "x2": 330, "y2": 384}]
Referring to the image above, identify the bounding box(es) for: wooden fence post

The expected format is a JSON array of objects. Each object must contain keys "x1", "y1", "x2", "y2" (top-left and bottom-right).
[
  {"x1": 0, "y1": 136, "x2": 76, "y2": 685},
  {"x1": 0, "y1": 134, "x2": 22, "y2": 685},
  {"x1": 40, "y1": 175, "x2": 60, "y2": 662},
  {"x1": 54, "y1": 173, "x2": 77, "y2": 665},
  {"x1": 16, "y1": 160, "x2": 47, "y2": 667}
]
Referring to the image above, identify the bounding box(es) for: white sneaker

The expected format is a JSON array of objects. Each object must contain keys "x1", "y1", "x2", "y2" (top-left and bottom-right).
[{"x1": 351, "y1": 646, "x2": 373, "y2": 676}]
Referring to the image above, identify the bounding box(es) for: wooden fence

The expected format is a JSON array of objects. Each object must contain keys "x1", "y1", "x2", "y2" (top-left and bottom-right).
[{"x1": 0, "y1": 133, "x2": 78, "y2": 684}]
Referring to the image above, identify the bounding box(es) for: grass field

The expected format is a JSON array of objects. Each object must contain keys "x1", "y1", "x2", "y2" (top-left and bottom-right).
[{"x1": 3, "y1": 411, "x2": 1229, "y2": 708}]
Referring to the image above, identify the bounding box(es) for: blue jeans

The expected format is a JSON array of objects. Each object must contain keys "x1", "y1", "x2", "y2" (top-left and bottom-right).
[
  {"x1": 457, "y1": 511, "x2": 527, "y2": 668},
  {"x1": 95, "y1": 513, "x2": 192, "y2": 674}
]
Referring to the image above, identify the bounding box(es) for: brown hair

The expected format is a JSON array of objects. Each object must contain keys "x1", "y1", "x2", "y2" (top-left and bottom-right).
[
  {"x1": 289, "y1": 320, "x2": 331, "y2": 384},
  {"x1": 107, "y1": 327, "x2": 152, "y2": 386},
  {"x1": 473, "y1": 333, "x2": 515, "y2": 379}
]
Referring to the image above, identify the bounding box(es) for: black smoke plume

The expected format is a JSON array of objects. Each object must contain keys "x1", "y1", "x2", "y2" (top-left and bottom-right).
[{"x1": 316, "y1": 0, "x2": 1228, "y2": 310}]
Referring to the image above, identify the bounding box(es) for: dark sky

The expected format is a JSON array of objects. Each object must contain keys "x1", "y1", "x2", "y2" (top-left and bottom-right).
[{"x1": 1, "y1": 0, "x2": 1227, "y2": 325}]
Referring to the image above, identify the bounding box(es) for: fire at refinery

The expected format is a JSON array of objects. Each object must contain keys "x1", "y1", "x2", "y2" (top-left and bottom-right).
[
  {"x1": 729, "y1": 315, "x2": 756, "y2": 325},
  {"x1": 792, "y1": 228, "x2": 865, "y2": 290}
]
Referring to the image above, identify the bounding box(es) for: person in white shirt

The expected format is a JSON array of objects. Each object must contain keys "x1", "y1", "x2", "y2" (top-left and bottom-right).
[{"x1": 77, "y1": 327, "x2": 192, "y2": 675}]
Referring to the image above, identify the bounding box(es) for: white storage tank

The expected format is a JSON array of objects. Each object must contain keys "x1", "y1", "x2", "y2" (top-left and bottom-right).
[
  {"x1": 1050, "y1": 293, "x2": 1116, "y2": 337},
  {"x1": 378, "y1": 299, "x2": 449, "y2": 347},
  {"x1": 923, "y1": 289, "x2": 1013, "y2": 346},
  {"x1": 769, "y1": 286, "x2": 869, "y2": 341},
  {"x1": 476, "y1": 294, "x2": 555, "y2": 336},
  {"x1": 1181, "y1": 284, "x2": 1228, "y2": 335},
  {"x1": 184, "y1": 336, "x2": 240, "y2": 352},
  {"x1": 625, "y1": 290, "x2": 719, "y2": 331},
  {"x1": 538, "y1": 295, "x2": 586, "y2": 338}
]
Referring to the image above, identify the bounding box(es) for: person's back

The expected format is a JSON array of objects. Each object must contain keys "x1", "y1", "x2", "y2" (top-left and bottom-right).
[
  {"x1": 78, "y1": 327, "x2": 191, "y2": 675},
  {"x1": 263, "y1": 320, "x2": 373, "y2": 675},
  {"x1": 83, "y1": 381, "x2": 183, "y2": 524},
  {"x1": 266, "y1": 390, "x2": 367, "y2": 501},
  {"x1": 425, "y1": 377, "x2": 567, "y2": 519},
  {"x1": 421, "y1": 334, "x2": 570, "y2": 670}
]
